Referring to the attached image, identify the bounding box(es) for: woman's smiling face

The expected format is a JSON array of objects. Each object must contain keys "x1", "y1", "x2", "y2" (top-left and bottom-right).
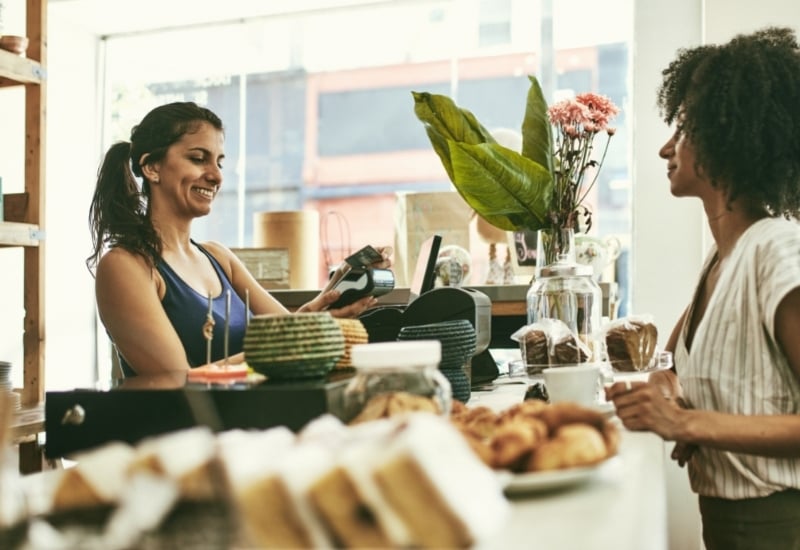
[{"x1": 150, "y1": 121, "x2": 225, "y2": 218}]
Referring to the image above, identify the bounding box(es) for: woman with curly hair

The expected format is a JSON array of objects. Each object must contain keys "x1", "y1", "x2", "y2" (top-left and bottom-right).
[
  {"x1": 607, "y1": 27, "x2": 800, "y2": 548},
  {"x1": 87, "y1": 102, "x2": 390, "y2": 377}
]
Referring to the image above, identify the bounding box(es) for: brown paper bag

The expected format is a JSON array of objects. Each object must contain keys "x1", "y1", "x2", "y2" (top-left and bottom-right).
[{"x1": 393, "y1": 191, "x2": 472, "y2": 286}]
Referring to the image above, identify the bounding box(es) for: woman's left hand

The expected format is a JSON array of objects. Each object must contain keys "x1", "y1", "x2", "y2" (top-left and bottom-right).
[
  {"x1": 298, "y1": 290, "x2": 378, "y2": 318},
  {"x1": 372, "y1": 246, "x2": 393, "y2": 269},
  {"x1": 605, "y1": 381, "x2": 688, "y2": 441}
]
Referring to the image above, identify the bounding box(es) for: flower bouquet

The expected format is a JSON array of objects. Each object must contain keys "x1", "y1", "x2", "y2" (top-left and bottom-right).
[{"x1": 412, "y1": 76, "x2": 619, "y2": 268}]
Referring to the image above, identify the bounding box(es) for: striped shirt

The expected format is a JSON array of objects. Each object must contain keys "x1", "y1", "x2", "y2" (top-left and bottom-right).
[{"x1": 675, "y1": 217, "x2": 800, "y2": 499}]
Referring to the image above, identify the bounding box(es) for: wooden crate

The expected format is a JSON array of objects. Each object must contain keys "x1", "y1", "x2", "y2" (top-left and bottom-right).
[{"x1": 231, "y1": 247, "x2": 290, "y2": 289}]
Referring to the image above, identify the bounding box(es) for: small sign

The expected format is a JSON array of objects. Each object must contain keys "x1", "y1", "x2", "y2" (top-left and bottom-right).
[{"x1": 231, "y1": 248, "x2": 290, "y2": 289}]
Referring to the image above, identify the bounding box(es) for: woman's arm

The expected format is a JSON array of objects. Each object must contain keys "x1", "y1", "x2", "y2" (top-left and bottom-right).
[
  {"x1": 95, "y1": 248, "x2": 191, "y2": 375},
  {"x1": 609, "y1": 289, "x2": 800, "y2": 458},
  {"x1": 204, "y1": 241, "x2": 392, "y2": 319},
  {"x1": 608, "y1": 382, "x2": 800, "y2": 457}
]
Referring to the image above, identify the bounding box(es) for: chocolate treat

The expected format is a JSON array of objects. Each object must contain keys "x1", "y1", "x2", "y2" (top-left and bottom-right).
[
  {"x1": 523, "y1": 329, "x2": 550, "y2": 366},
  {"x1": 605, "y1": 320, "x2": 658, "y2": 371},
  {"x1": 552, "y1": 333, "x2": 589, "y2": 364}
]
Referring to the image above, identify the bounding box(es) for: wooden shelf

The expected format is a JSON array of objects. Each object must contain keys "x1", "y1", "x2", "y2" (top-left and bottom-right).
[
  {"x1": 0, "y1": 221, "x2": 41, "y2": 247},
  {"x1": 0, "y1": 48, "x2": 44, "y2": 87},
  {"x1": 1, "y1": 1, "x2": 47, "y2": 474},
  {"x1": 10, "y1": 403, "x2": 44, "y2": 442}
]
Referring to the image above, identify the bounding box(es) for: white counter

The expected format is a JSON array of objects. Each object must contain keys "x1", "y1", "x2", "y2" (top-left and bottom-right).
[{"x1": 471, "y1": 383, "x2": 668, "y2": 550}]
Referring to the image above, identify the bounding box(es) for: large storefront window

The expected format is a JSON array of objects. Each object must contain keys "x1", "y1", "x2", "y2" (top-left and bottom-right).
[{"x1": 101, "y1": 0, "x2": 632, "y2": 302}]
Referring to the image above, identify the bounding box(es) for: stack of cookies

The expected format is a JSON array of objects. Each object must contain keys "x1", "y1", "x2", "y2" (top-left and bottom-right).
[
  {"x1": 243, "y1": 313, "x2": 345, "y2": 380},
  {"x1": 398, "y1": 319, "x2": 477, "y2": 403},
  {"x1": 333, "y1": 318, "x2": 369, "y2": 370}
]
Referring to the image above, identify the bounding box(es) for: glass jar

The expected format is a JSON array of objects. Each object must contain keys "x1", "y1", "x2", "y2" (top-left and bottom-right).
[
  {"x1": 526, "y1": 260, "x2": 602, "y2": 358},
  {"x1": 342, "y1": 340, "x2": 452, "y2": 422}
]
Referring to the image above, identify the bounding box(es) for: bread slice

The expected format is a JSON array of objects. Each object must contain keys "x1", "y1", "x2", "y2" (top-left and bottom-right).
[
  {"x1": 605, "y1": 319, "x2": 658, "y2": 371},
  {"x1": 52, "y1": 441, "x2": 136, "y2": 512},
  {"x1": 128, "y1": 426, "x2": 219, "y2": 501},
  {"x1": 216, "y1": 427, "x2": 311, "y2": 548},
  {"x1": 306, "y1": 421, "x2": 411, "y2": 548},
  {"x1": 372, "y1": 413, "x2": 509, "y2": 548}
]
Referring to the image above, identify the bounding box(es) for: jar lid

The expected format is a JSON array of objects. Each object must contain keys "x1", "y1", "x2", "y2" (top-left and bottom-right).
[
  {"x1": 350, "y1": 340, "x2": 441, "y2": 368},
  {"x1": 538, "y1": 262, "x2": 593, "y2": 278}
]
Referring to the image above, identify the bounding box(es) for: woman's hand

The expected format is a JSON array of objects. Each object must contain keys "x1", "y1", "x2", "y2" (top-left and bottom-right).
[
  {"x1": 605, "y1": 380, "x2": 689, "y2": 441},
  {"x1": 298, "y1": 290, "x2": 378, "y2": 318},
  {"x1": 372, "y1": 246, "x2": 393, "y2": 269}
]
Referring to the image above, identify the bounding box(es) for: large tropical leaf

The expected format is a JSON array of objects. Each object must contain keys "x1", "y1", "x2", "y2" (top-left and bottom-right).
[
  {"x1": 449, "y1": 142, "x2": 553, "y2": 231},
  {"x1": 412, "y1": 91, "x2": 495, "y2": 181},
  {"x1": 521, "y1": 75, "x2": 553, "y2": 173}
]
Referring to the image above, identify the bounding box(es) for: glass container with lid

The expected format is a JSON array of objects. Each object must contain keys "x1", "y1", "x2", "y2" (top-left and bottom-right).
[
  {"x1": 526, "y1": 260, "x2": 602, "y2": 358},
  {"x1": 342, "y1": 340, "x2": 452, "y2": 423}
]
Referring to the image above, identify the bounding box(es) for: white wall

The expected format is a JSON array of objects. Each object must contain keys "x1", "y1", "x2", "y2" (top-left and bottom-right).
[{"x1": 43, "y1": 15, "x2": 103, "y2": 390}]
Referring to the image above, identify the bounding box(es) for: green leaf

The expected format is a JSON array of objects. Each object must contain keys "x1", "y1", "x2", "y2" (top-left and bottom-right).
[
  {"x1": 412, "y1": 91, "x2": 495, "y2": 181},
  {"x1": 521, "y1": 75, "x2": 554, "y2": 174},
  {"x1": 449, "y1": 142, "x2": 553, "y2": 231}
]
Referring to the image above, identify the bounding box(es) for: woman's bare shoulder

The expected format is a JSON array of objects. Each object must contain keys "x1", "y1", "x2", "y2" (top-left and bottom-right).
[{"x1": 96, "y1": 247, "x2": 154, "y2": 284}]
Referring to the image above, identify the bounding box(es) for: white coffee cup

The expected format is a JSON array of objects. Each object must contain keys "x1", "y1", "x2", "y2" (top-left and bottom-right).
[{"x1": 542, "y1": 364, "x2": 602, "y2": 405}]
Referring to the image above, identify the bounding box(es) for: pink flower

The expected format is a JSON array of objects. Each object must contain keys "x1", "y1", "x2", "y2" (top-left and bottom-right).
[
  {"x1": 576, "y1": 92, "x2": 619, "y2": 130},
  {"x1": 542, "y1": 90, "x2": 619, "y2": 231},
  {"x1": 548, "y1": 100, "x2": 590, "y2": 127}
]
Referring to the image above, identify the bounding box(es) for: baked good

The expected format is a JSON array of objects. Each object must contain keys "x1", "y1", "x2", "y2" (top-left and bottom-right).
[
  {"x1": 372, "y1": 413, "x2": 510, "y2": 548},
  {"x1": 522, "y1": 328, "x2": 550, "y2": 366},
  {"x1": 489, "y1": 419, "x2": 547, "y2": 471},
  {"x1": 528, "y1": 424, "x2": 608, "y2": 471},
  {"x1": 350, "y1": 391, "x2": 441, "y2": 425},
  {"x1": 128, "y1": 426, "x2": 220, "y2": 501},
  {"x1": 18, "y1": 413, "x2": 510, "y2": 548},
  {"x1": 307, "y1": 423, "x2": 412, "y2": 548},
  {"x1": 51, "y1": 441, "x2": 136, "y2": 512},
  {"x1": 605, "y1": 318, "x2": 658, "y2": 371},
  {"x1": 216, "y1": 427, "x2": 313, "y2": 548},
  {"x1": 450, "y1": 401, "x2": 619, "y2": 475},
  {"x1": 552, "y1": 332, "x2": 590, "y2": 364}
]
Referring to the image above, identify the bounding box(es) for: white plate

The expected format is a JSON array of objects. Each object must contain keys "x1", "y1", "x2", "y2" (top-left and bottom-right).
[{"x1": 498, "y1": 456, "x2": 618, "y2": 495}]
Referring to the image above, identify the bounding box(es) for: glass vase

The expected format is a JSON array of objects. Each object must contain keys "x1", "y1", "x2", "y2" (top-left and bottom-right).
[{"x1": 535, "y1": 226, "x2": 576, "y2": 274}]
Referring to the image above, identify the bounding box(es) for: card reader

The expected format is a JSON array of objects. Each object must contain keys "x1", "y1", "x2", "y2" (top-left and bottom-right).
[{"x1": 328, "y1": 267, "x2": 395, "y2": 309}]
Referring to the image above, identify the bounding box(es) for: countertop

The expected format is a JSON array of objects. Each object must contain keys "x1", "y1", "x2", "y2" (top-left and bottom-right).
[{"x1": 472, "y1": 383, "x2": 667, "y2": 550}]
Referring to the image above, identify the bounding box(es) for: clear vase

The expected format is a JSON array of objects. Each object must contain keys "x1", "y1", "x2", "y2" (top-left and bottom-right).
[
  {"x1": 527, "y1": 227, "x2": 602, "y2": 362},
  {"x1": 535, "y1": 226, "x2": 576, "y2": 274}
]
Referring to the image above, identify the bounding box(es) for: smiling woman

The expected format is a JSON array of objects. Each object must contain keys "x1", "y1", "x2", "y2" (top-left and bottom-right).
[{"x1": 85, "y1": 102, "x2": 390, "y2": 377}]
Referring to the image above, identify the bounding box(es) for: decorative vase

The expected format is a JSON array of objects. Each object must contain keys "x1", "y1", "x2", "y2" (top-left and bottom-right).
[{"x1": 535, "y1": 226, "x2": 576, "y2": 275}]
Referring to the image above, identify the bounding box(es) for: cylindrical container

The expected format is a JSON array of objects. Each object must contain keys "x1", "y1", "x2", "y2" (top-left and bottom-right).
[
  {"x1": 343, "y1": 341, "x2": 452, "y2": 423},
  {"x1": 254, "y1": 210, "x2": 320, "y2": 289},
  {"x1": 527, "y1": 261, "x2": 602, "y2": 360}
]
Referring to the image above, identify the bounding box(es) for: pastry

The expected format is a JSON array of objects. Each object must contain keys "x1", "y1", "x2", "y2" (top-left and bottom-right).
[{"x1": 605, "y1": 318, "x2": 658, "y2": 371}]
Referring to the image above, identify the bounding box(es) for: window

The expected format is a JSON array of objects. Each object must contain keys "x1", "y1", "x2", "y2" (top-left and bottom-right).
[{"x1": 95, "y1": 0, "x2": 633, "y2": 377}]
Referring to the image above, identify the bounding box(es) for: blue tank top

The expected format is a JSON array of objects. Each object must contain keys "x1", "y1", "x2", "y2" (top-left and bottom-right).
[{"x1": 119, "y1": 242, "x2": 249, "y2": 377}]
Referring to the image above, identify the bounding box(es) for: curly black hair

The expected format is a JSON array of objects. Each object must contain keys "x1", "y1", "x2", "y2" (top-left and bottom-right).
[{"x1": 656, "y1": 26, "x2": 800, "y2": 218}]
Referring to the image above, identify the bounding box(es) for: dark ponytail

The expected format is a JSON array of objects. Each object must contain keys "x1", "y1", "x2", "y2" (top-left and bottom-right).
[
  {"x1": 86, "y1": 141, "x2": 160, "y2": 272},
  {"x1": 86, "y1": 101, "x2": 223, "y2": 274}
]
